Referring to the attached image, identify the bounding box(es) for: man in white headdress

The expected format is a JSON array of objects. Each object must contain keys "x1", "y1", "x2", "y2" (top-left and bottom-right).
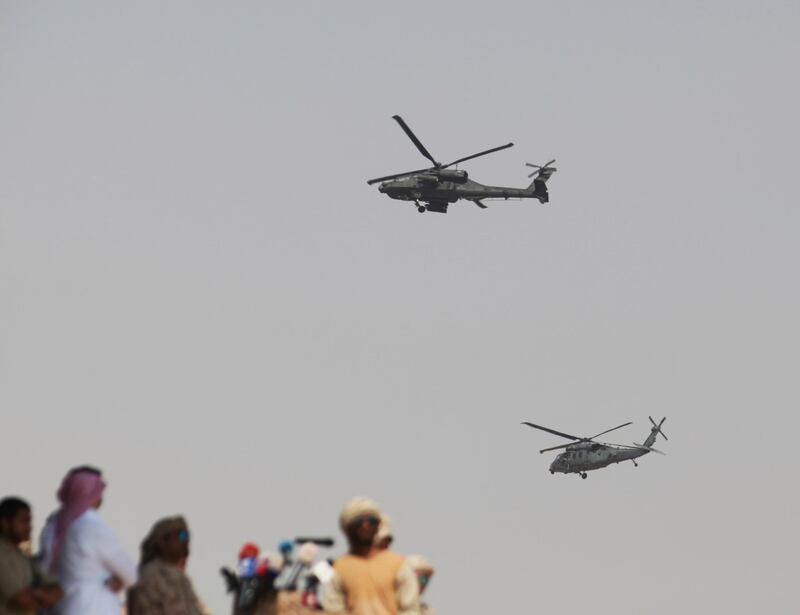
[{"x1": 322, "y1": 498, "x2": 419, "y2": 615}]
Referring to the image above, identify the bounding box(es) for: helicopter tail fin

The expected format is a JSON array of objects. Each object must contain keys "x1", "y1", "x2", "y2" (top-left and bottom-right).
[
  {"x1": 525, "y1": 161, "x2": 556, "y2": 204},
  {"x1": 643, "y1": 416, "x2": 667, "y2": 448},
  {"x1": 529, "y1": 178, "x2": 550, "y2": 203}
]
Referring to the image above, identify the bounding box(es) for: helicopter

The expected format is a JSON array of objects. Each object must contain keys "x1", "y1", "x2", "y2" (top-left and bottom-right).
[
  {"x1": 367, "y1": 115, "x2": 557, "y2": 214},
  {"x1": 521, "y1": 417, "x2": 668, "y2": 479}
]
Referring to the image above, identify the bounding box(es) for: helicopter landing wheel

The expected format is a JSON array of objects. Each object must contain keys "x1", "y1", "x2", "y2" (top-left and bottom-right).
[{"x1": 581, "y1": 472, "x2": 587, "y2": 479}]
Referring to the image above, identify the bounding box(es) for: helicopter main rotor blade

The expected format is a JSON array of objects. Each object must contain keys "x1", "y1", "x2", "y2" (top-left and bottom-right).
[
  {"x1": 366, "y1": 167, "x2": 433, "y2": 185},
  {"x1": 589, "y1": 422, "x2": 633, "y2": 441},
  {"x1": 539, "y1": 442, "x2": 573, "y2": 454},
  {"x1": 392, "y1": 115, "x2": 439, "y2": 167},
  {"x1": 521, "y1": 422, "x2": 580, "y2": 441},
  {"x1": 444, "y1": 142, "x2": 514, "y2": 168}
]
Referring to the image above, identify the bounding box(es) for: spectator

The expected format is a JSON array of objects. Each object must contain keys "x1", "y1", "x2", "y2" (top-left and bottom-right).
[
  {"x1": 39, "y1": 465, "x2": 104, "y2": 574},
  {"x1": 128, "y1": 516, "x2": 205, "y2": 615},
  {"x1": 405, "y1": 556, "x2": 435, "y2": 615},
  {"x1": 373, "y1": 516, "x2": 392, "y2": 551},
  {"x1": 0, "y1": 497, "x2": 62, "y2": 615},
  {"x1": 50, "y1": 469, "x2": 137, "y2": 615},
  {"x1": 322, "y1": 498, "x2": 418, "y2": 615}
]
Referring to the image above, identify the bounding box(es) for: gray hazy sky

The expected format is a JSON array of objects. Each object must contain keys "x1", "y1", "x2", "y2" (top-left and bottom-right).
[{"x1": 1, "y1": 2, "x2": 799, "y2": 614}]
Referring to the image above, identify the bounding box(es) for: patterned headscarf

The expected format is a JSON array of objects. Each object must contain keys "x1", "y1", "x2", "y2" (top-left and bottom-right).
[
  {"x1": 140, "y1": 516, "x2": 188, "y2": 567},
  {"x1": 50, "y1": 470, "x2": 106, "y2": 572}
]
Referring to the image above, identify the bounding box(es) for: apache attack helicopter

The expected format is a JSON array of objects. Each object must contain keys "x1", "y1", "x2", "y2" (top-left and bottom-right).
[
  {"x1": 521, "y1": 417, "x2": 668, "y2": 479},
  {"x1": 367, "y1": 115, "x2": 557, "y2": 214}
]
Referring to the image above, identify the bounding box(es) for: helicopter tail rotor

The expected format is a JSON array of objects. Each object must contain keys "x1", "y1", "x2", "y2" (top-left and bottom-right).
[
  {"x1": 526, "y1": 160, "x2": 557, "y2": 180},
  {"x1": 642, "y1": 417, "x2": 667, "y2": 448},
  {"x1": 649, "y1": 416, "x2": 668, "y2": 440}
]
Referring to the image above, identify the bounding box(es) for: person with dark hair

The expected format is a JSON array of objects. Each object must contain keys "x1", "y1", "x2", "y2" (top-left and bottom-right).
[
  {"x1": 322, "y1": 498, "x2": 419, "y2": 615},
  {"x1": 127, "y1": 516, "x2": 206, "y2": 615},
  {"x1": 0, "y1": 497, "x2": 63, "y2": 615}
]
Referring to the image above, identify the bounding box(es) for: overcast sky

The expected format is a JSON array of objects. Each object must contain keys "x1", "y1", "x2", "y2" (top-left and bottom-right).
[{"x1": 2, "y1": 2, "x2": 799, "y2": 614}]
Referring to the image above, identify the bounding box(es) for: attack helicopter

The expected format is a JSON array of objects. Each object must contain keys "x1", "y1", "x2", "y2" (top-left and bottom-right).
[
  {"x1": 521, "y1": 417, "x2": 668, "y2": 479},
  {"x1": 367, "y1": 115, "x2": 557, "y2": 214}
]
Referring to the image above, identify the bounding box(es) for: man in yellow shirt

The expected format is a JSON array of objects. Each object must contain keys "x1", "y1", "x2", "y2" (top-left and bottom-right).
[{"x1": 322, "y1": 498, "x2": 419, "y2": 615}]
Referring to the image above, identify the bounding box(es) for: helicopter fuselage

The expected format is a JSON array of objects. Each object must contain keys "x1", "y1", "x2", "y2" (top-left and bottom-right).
[
  {"x1": 378, "y1": 176, "x2": 541, "y2": 213},
  {"x1": 549, "y1": 442, "x2": 648, "y2": 475}
]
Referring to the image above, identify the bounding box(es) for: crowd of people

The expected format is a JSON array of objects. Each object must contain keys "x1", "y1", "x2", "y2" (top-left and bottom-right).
[{"x1": 0, "y1": 467, "x2": 435, "y2": 615}]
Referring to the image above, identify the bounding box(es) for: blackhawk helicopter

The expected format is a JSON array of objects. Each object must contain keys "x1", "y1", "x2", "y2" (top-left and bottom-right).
[
  {"x1": 521, "y1": 417, "x2": 668, "y2": 479},
  {"x1": 367, "y1": 115, "x2": 557, "y2": 214}
]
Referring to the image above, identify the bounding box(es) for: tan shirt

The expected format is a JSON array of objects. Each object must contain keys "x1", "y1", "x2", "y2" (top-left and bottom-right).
[
  {"x1": 0, "y1": 539, "x2": 57, "y2": 615},
  {"x1": 127, "y1": 560, "x2": 202, "y2": 615},
  {"x1": 323, "y1": 551, "x2": 419, "y2": 615}
]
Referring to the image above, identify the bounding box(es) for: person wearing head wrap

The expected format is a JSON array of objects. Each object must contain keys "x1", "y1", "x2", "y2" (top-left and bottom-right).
[
  {"x1": 38, "y1": 466, "x2": 104, "y2": 575},
  {"x1": 48, "y1": 468, "x2": 136, "y2": 615},
  {"x1": 127, "y1": 516, "x2": 204, "y2": 615},
  {"x1": 405, "y1": 556, "x2": 435, "y2": 615},
  {"x1": 322, "y1": 497, "x2": 419, "y2": 615}
]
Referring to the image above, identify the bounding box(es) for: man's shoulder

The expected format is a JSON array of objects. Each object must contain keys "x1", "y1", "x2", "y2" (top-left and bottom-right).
[
  {"x1": 334, "y1": 550, "x2": 405, "y2": 571},
  {"x1": 71, "y1": 509, "x2": 110, "y2": 536},
  {"x1": 333, "y1": 553, "x2": 359, "y2": 568},
  {"x1": 0, "y1": 540, "x2": 32, "y2": 598},
  {"x1": 376, "y1": 550, "x2": 406, "y2": 566},
  {"x1": 0, "y1": 539, "x2": 25, "y2": 565}
]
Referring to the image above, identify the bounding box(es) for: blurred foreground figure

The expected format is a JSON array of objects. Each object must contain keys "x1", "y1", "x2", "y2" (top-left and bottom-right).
[
  {"x1": 128, "y1": 516, "x2": 206, "y2": 615},
  {"x1": 373, "y1": 516, "x2": 392, "y2": 551},
  {"x1": 221, "y1": 542, "x2": 283, "y2": 615},
  {"x1": 0, "y1": 497, "x2": 63, "y2": 614},
  {"x1": 405, "y1": 557, "x2": 435, "y2": 615},
  {"x1": 323, "y1": 498, "x2": 419, "y2": 615},
  {"x1": 49, "y1": 469, "x2": 137, "y2": 615}
]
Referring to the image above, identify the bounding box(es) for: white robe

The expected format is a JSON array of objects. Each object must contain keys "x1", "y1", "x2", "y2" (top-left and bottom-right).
[{"x1": 54, "y1": 509, "x2": 137, "y2": 615}]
